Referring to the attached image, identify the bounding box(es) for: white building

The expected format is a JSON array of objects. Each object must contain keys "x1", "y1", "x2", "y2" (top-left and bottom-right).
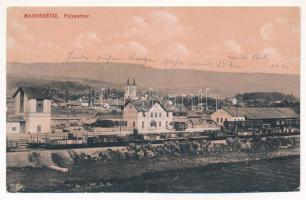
[
  {"x1": 12, "y1": 86, "x2": 52, "y2": 134},
  {"x1": 123, "y1": 101, "x2": 174, "y2": 133},
  {"x1": 79, "y1": 97, "x2": 89, "y2": 107}
]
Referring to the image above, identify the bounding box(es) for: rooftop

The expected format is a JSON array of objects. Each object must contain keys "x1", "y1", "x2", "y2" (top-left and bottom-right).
[
  {"x1": 13, "y1": 86, "x2": 52, "y2": 100},
  {"x1": 223, "y1": 107, "x2": 299, "y2": 119},
  {"x1": 125, "y1": 100, "x2": 169, "y2": 112},
  {"x1": 7, "y1": 115, "x2": 26, "y2": 122}
]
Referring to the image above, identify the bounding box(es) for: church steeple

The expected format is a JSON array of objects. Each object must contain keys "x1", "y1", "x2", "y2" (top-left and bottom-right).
[{"x1": 125, "y1": 77, "x2": 137, "y2": 100}]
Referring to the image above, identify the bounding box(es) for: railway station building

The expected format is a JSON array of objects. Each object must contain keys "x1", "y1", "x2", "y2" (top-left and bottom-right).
[{"x1": 123, "y1": 101, "x2": 174, "y2": 133}]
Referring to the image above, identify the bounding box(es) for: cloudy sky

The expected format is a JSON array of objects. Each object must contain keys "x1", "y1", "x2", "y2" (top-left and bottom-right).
[{"x1": 7, "y1": 7, "x2": 299, "y2": 74}]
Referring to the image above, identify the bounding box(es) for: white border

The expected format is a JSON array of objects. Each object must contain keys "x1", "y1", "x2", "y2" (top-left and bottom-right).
[{"x1": 0, "y1": 1, "x2": 305, "y2": 200}]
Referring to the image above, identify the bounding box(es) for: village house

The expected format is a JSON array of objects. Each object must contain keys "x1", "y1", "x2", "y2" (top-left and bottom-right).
[
  {"x1": 12, "y1": 86, "x2": 52, "y2": 134},
  {"x1": 123, "y1": 101, "x2": 174, "y2": 133},
  {"x1": 171, "y1": 110, "x2": 219, "y2": 132},
  {"x1": 186, "y1": 117, "x2": 219, "y2": 131},
  {"x1": 79, "y1": 97, "x2": 89, "y2": 107},
  {"x1": 210, "y1": 107, "x2": 245, "y2": 126}
]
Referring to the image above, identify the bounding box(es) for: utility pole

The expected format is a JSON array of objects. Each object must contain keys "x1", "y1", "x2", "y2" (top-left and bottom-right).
[
  {"x1": 205, "y1": 88, "x2": 210, "y2": 111},
  {"x1": 199, "y1": 89, "x2": 203, "y2": 108},
  {"x1": 181, "y1": 94, "x2": 185, "y2": 110},
  {"x1": 210, "y1": 94, "x2": 218, "y2": 111},
  {"x1": 191, "y1": 96, "x2": 195, "y2": 110},
  {"x1": 101, "y1": 88, "x2": 105, "y2": 101},
  {"x1": 149, "y1": 88, "x2": 153, "y2": 99},
  {"x1": 232, "y1": 98, "x2": 238, "y2": 137},
  {"x1": 149, "y1": 88, "x2": 153, "y2": 107}
]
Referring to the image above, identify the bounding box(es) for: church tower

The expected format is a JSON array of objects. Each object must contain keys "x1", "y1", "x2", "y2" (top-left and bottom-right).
[{"x1": 125, "y1": 77, "x2": 137, "y2": 100}]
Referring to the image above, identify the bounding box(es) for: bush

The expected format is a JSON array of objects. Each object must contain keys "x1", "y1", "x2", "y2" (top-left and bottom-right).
[
  {"x1": 28, "y1": 152, "x2": 42, "y2": 167},
  {"x1": 51, "y1": 151, "x2": 74, "y2": 169},
  {"x1": 71, "y1": 136, "x2": 300, "y2": 162},
  {"x1": 137, "y1": 150, "x2": 145, "y2": 159},
  {"x1": 241, "y1": 141, "x2": 252, "y2": 151}
]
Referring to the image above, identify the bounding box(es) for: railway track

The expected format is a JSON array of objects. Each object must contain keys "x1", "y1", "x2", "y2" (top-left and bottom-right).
[{"x1": 23, "y1": 131, "x2": 299, "y2": 151}]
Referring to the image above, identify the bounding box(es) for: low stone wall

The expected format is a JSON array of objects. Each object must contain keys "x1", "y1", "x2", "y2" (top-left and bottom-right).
[
  {"x1": 6, "y1": 146, "x2": 126, "y2": 168},
  {"x1": 7, "y1": 145, "x2": 299, "y2": 170}
]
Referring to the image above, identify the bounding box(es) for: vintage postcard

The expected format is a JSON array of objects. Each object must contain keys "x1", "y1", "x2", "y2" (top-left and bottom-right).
[{"x1": 5, "y1": 6, "x2": 300, "y2": 193}]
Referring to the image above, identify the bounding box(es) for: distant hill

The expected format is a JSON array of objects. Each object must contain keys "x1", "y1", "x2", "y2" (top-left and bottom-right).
[
  {"x1": 235, "y1": 92, "x2": 299, "y2": 103},
  {"x1": 234, "y1": 92, "x2": 300, "y2": 113},
  {"x1": 6, "y1": 62, "x2": 300, "y2": 98},
  {"x1": 6, "y1": 75, "x2": 121, "y2": 96}
]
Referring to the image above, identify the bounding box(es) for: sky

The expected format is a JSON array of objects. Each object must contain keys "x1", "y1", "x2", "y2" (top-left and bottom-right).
[{"x1": 7, "y1": 7, "x2": 300, "y2": 74}]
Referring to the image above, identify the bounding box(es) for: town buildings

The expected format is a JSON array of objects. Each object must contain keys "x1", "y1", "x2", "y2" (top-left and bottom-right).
[{"x1": 7, "y1": 83, "x2": 300, "y2": 138}]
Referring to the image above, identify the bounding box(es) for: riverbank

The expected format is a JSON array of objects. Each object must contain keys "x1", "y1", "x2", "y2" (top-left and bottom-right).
[
  {"x1": 76, "y1": 155, "x2": 300, "y2": 192},
  {"x1": 7, "y1": 136, "x2": 300, "y2": 192},
  {"x1": 7, "y1": 153, "x2": 300, "y2": 192},
  {"x1": 61, "y1": 147, "x2": 301, "y2": 185},
  {"x1": 7, "y1": 146, "x2": 300, "y2": 192}
]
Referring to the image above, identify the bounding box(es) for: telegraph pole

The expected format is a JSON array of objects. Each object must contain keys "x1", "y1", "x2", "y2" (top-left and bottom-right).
[
  {"x1": 205, "y1": 88, "x2": 210, "y2": 111},
  {"x1": 199, "y1": 89, "x2": 203, "y2": 108},
  {"x1": 232, "y1": 98, "x2": 238, "y2": 137},
  {"x1": 210, "y1": 94, "x2": 218, "y2": 111},
  {"x1": 181, "y1": 94, "x2": 185, "y2": 110}
]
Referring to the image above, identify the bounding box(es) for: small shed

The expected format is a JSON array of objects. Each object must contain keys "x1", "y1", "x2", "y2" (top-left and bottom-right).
[{"x1": 6, "y1": 115, "x2": 26, "y2": 134}]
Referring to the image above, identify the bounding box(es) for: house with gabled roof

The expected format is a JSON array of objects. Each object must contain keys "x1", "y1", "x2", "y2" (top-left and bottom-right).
[
  {"x1": 123, "y1": 100, "x2": 174, "y2": 133},
  {"x1": 11, "y1": 86, "x2": 52, "y2": 134}
]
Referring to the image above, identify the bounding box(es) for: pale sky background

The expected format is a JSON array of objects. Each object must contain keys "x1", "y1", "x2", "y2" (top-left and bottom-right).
[{"x1": 7, "y1": 7, "x2": 300, "y2": 74}]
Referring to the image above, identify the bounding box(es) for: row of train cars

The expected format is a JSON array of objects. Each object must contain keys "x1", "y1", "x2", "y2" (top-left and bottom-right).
[{"x1": 26, "y1": 121, "x2": 300, "y2": 150}]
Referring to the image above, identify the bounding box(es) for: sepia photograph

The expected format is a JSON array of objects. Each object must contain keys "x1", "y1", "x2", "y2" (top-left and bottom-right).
[{"x1": 5, "y1": 6, "x2": 300, "y2": 194}]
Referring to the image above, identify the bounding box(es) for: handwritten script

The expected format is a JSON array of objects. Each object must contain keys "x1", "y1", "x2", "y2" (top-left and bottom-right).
[{"x1": 65, "y1": 50, "x2": 288, "y2": 70}]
